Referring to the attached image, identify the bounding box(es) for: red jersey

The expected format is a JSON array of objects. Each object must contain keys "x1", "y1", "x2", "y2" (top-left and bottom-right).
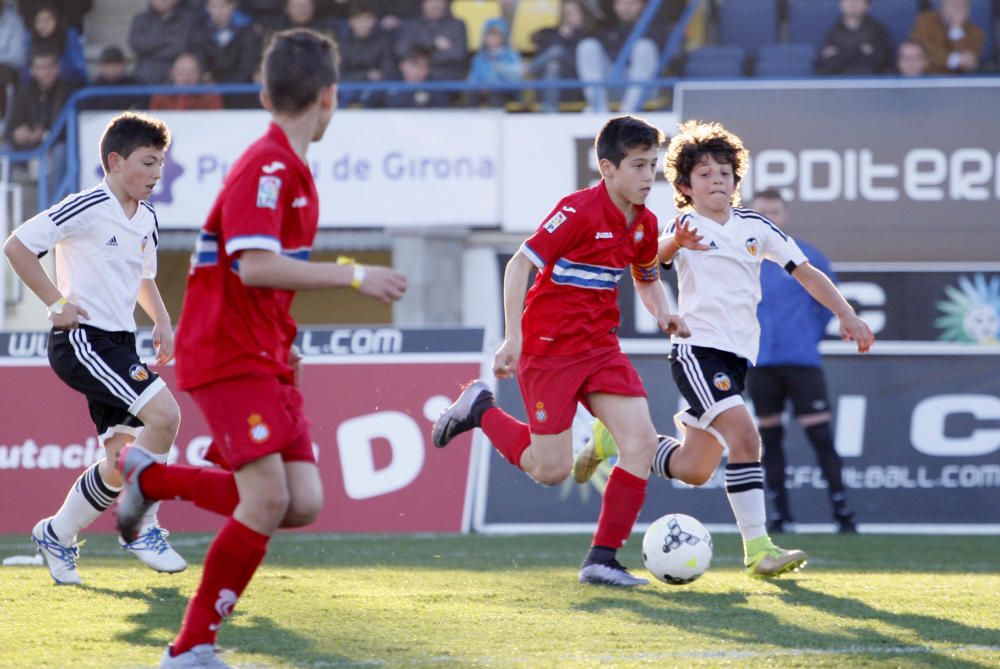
[
  {"x1": 175, "y1": 123, "x2": 319, "y2": 390},
  {"x1": 519, "y1": 181, "x2": 660, "y2": 356}
]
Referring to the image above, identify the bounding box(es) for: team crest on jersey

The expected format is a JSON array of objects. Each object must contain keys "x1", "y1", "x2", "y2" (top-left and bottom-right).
[
  {"x1": 543, "y1": 211, "x2": 566, "y2": 233},
  {"x1": 248, "y1": 413, "x2": 271, "y2": 443},
  {"x1": 256, "y1": 175, "x2": 282, "y2": 209},
  {"x1": 129, "y1": 364, "x2": 149, "y2": 382},
  {"x1": 634, "y1": 224, "x2": 645, "y2": 243},
  {"x1": 534, "y1": 401, "x2": 548, "y2": 423},
  {"x1": 713, "y1": 373, "x2": 732, "y2": 391},
  {"x1": 744, "y1": 237, "x2": 760, "y2": 257}
]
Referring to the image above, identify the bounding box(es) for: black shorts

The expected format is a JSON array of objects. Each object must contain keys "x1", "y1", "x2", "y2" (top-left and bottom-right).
[
  {"x1": 48, "y1": 325, "x2": 165, "y2": 441},
  {"x1": 670, "y1": 343, "x2": 748, "y2": 430},
  {"x1": 746, "y1": 365, "x2": 830, "y2": 418}
]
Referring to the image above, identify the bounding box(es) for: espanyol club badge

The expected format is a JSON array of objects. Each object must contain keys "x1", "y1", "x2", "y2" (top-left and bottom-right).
[
  {"x1": 534, "y1": 401, "x2": 548, "y2": 423},
  {"x1": 248, "y1": 413, "x2": 271, "y2": 443},
  {"x1": 744, "y1": 237, "x2": 760, "y2": 256},
  {"x1": 634, "y1": 224, "x2": 645, "y2": 243},
  {"x1": 129, "y1": 364, "x2": 149, "y2": 382},
  {"x1": 713, "y1": 373, "x2": 732, "y2": 391}
]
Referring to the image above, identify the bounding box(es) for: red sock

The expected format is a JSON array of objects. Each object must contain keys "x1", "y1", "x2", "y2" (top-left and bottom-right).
[
  {"x1": 480, "y1": 407, "x2": 531, "y2": 469},
  {"x1": 172, "y1": 518, "x2": 269, "y2": 655},
  {"x1": 592, "y1": 467, "x2": 647, "y2": 549},
  {"x1": 140, "y1": 465, "x2": 239, "y2": 517}
]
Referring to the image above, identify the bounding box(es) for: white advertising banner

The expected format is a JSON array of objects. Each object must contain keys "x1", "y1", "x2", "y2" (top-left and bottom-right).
[
  {"x1": 78, "y1": 110, "x2": 502, "y2": 228},
  {"x1": 500, "y1": 112, "x2": 680, "y2": 233}
]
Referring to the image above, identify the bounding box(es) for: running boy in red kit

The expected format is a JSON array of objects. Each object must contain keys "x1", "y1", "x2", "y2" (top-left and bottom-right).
[
  {"x1": 432, "y1": 115, "x2": 689, "y2": 586},
  {"x1": 115, "y1": 29, "x2": 406, "y2": 668}
]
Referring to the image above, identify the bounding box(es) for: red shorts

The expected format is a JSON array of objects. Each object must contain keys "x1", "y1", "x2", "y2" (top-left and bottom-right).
[
  {"x1": 189, "y1": 375, "x2": 314, "y2": 470},
  {"x1": 517, "y1": 346, "x2": 647, "y2": 435}
]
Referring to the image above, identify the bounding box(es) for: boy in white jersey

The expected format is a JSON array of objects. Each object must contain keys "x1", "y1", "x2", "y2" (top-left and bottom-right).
[
  {"x1": 3, "y1": 112, "x2": 186, "y2": 584},
  {"x1": 575, "y1": 120, "x2": 874, "y2": 577}
]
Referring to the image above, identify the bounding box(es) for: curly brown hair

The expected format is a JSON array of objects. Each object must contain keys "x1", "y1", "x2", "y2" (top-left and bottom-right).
[{"x1": 664, "y1": 120, "x2": 749, "y2": 210}]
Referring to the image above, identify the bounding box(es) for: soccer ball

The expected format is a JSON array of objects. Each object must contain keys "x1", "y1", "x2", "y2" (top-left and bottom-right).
[{"x1": 642, "y1": 513, "x2": 713, "y2": 585}]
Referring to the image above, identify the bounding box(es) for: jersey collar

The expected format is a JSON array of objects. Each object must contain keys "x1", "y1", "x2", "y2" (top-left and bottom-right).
[
  {"x1": 266, "y1": 122, "x2": 310, "y2": 172},
  {"x1": 598, "y1": 180, "x2": 647, "y2": 229}
]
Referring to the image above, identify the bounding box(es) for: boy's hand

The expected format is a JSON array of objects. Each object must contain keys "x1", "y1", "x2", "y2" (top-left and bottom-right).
[
  {"x1": 674, "y1": 217, "x2": 711, "y2": 251},
  {"x1": 50, "y1": 301, "x2": 89, "y2": 330},
  {"x1": 659, "y1": 314, "x2": 690, "y2": 338},
  {"x1": 358, "y1": 266, "x2": 407, "y2": 305},
  {"x1": 839, "y1": 313, "x2": 874, "y2": 353},
  {"x1": 151, "y1": 321, "x2": 174, "y2": 365},
  {"x1": 492, "y1": 338, "x2": 521, "y2": 379}
]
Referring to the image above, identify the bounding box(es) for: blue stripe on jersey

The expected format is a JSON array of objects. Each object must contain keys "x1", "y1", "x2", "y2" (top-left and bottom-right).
[
  {"x1": 551, "y1": 257, "x2": 623, "y2": 290},
  {"x1": 521, "y1": 242, "x2": 544, "y2": 269},
  {"x1": 282, "y1": 247, "x2": 311, "y2": 261},
  {"x1": 192, "y1": 231, "x2": 219, "y2": 268},
  {"x1": 733, "y1": 208, "x2": 789, "y2": 241},
  {"x1": 51, "y1": 192, "x2": 110, "y2": 226}
]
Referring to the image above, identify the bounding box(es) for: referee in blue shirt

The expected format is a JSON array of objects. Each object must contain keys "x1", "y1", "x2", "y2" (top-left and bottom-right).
[{"x1": 747, "y1": 190, "x2": 857, "y2": 534}]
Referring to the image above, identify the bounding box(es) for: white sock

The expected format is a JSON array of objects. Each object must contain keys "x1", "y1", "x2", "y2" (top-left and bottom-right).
[
  {"x1": 50, "y1": 460, "x2": 121, "y2": 544},
  {"x1": 724, "y1": 462, "x2": 767, "y2": 542},
  {"x1": 136, "y1": 450, "x2": 169, "y2": 532}
]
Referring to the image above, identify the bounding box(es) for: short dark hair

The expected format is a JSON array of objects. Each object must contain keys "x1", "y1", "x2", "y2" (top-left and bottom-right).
[
  {"x1": 595, "y1": 115, "x2": 664, "y2": 167},
  {"x1": 99, "y1": 112, "x2": 171, "y2": 171},
  {"x1": 752, "y1": 189, "x2": 783, "y2": 202},
  {"x1": 664, "y1": 120, "x2": 749, "y2": 209},
  {"x1": 29, "y1": 45, "x2": 59, "y2": 64},
  {"x1": 262, "y1": 28, "x2": 340, "y2": 115},
  {"x1": 347, "y1": 0, "x2": 376, "y2": 16}
]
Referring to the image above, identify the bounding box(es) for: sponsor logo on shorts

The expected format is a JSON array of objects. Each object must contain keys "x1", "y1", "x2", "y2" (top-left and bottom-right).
[
  {"x1": 248, "y1": 413, "x2": 271, "y2": 443},
  {"x1": 534, "y1": 401, "x2": 547, "y2": 423},
  {"x1": 744, "y1": 237, "x2": 760, "y2": 257},
  {"x1": 256, "y1": 175, "x2": 281, "y2": 209},
  {"x1": 129, "y1": 364, "x2": 149, "y2": 382},
  {"x1": 713, "y1": 373, "x2": 731, "y2": 391}
]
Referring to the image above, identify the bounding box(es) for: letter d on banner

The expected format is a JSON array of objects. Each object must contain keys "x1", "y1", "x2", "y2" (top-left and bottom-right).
[{"x1": 337, "y1": 412, "x2": 425, "y2": 500}]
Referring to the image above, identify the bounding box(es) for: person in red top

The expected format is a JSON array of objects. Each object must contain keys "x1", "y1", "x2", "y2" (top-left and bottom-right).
[
  {"x1": 114, "y1": 29, "x2": 407, "y2": 668},
  {"x1": 432, "y1": 115, "x2": 689, "y2": 587}
]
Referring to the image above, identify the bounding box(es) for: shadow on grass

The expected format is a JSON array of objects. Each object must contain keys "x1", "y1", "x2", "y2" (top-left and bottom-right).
[
  {"x1": 574, "y1": 583, "x2": 994, "y2": 667},
  {"x1": 80, "y1": 584, "x2": 353, "y2": 667}
]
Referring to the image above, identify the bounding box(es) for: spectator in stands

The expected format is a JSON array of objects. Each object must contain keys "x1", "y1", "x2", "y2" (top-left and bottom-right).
[
  {"x1": 575, "y1": 0, "x2": 665, "y2": 113},
  {"x1": 395, "y1": 0, "x2": 468, "y2": 82},
  {"x1": 22, "y1": 1, "x2": 86, "y2": 84},
  {"x1": 16, "y1": 0, "x2": 91, "y2": 33},
  {"x1": 3, "y1": 47, "x2": 78, "y2": 183},
  {"x1": 149, "y1": 52, "x2": 224, "y2": 110},
  {"x1": 374, "y1": 0, "x2": 420, "y2": 34},
  {"x1": 339, "y1": 0, "x2": 394, "y2": 108},
  {"x1": 911, "y1": 0, "x2": 984, "y2": 74},
  {"x1": 815, "y1": 0, "x2": 893, "y2": 75},
  {"x1": 528, "y1": 0, "x2": 593, "y2": 113},
  {"x1": 128, "y1": 0, "x2": 199, "y2": 84},
  {"x1": 239, "y1": 0, "x2": 285, "y2": 30},
  {"x1": 276, "y1": 0, "x2": 338, "y2": 40},
  {"x1": 383, "y1": 44, "x2": 450, "y2": 108},
  {"x1": 467, "y1": 17, "x2": 522, "y2": 107},
  {"x1": 0, "y1": 0, "x2": 25, "y2": 119},
  {"x1": 896, "y1": 38, "x2": 929, "y2": 77},
  {"x1": 79, "y1": 45, "x2": 147, "y2": 111},
  {"x1": 191, "y1": 0, "x2": 261, "y2": 85}
]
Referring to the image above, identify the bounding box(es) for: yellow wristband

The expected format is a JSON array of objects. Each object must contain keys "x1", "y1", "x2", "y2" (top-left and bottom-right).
[
  {"x1": 351, "y1": 263, "x2": 365, "y2": 290},
  {"x1": 47, "y1": 296, "x2": 68, "y2": 315}
]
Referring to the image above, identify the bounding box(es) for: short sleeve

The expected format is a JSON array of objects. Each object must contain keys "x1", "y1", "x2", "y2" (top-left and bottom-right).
[
  {"x1": 762, "y1": 221, "x2": 808, "y2": 272},
  {"x1": 221, "y1": 155, "x2": 286, "y2": 257},
  {"x1": 520, "y1": 197, "x2": 585, "y2": 269},
  {"x1": 13, "y1": 212, "x2": 63, "y2": 257},
  {"x1": 141, "y1": 233, "x2": 157, "y2": 279}
]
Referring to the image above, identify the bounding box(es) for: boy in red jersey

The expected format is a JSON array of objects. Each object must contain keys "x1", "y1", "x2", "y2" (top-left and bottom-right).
[
  {"x1": 115, "y1": 29, "x2": 406, "y2": 668},
  {"x1": 432, "y1": 115, "x2": 689, "y2": 586}
]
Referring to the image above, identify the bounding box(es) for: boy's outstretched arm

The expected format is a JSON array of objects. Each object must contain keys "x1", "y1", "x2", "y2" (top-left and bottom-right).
[
  {"x1": 658, "y1": 216, "x2": 710, "y2": 263},
  {"x1": 493, "y1": 250, "x2": 533, "y2": 379},
  {"x1": 792, "y1": 262, "x2": 874, "y2": 353},
  {"x1": 2, "y1": 234, "x2": 90, "y2": 329}
]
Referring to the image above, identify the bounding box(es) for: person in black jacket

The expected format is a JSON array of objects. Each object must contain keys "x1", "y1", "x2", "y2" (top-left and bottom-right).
[
  {"x1": 528, "y1": 0, "x2": 594, "y2": 112},
  {"x1": 338, "y1": 0, "x2": 393, "y2": 107},
  {"x1": 78, "y1": 45, "x2": 148, "y2": 111},
  {"x1": 128, "y1": 0, "x2": 199, "y2": 84},
  {"x1": 815, "y1": 0, "x2": 893, "y2": 75},
  {"x1": 192, "y1": 0, "x2": 261, "y2": 84}
]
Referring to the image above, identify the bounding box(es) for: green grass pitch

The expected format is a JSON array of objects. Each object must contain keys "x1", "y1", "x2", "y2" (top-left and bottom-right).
[{"x1": 1, "y1": 532, "x2": 998, "y2": 668}]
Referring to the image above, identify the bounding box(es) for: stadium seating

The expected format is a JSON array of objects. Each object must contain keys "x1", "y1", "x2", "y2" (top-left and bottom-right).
[
  {"x1": 787, "y1": 1, "x2": 842, "y2": 50},
  {"x1": 754, "y1": 43, "x2": 816, "y2": 77},
  {"x1": 452, "y1": 0, "x2": 502, "y2": 52},
  {"x1": 716, "y1": 0, "x2": 778, "y2": 54},
  {"x1": 509, "y1": 0, "x2": 560, "y2": 53},
  {"x1": 684, "y1": 45, "x2": 746, "y2": 78},
  {"x1": 868, "y1": 0, "x2": 920, "y2": 49}
]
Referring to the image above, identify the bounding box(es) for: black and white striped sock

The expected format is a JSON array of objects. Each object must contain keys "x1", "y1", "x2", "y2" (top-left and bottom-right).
[
  {"x1": 650, "y1": 435, "x2": 681, "y2": 479},
  {"x1": 50, "y1": 461, "x2": 121, "y2": 543},
  {"x1": 725, "y1": 462, "x2": 767, "y2": 541}
]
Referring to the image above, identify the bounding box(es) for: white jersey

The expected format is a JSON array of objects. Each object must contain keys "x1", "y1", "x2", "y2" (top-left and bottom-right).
[
  {"x1": 14, "y1": 181, "x2": 158, "y2": 332},
  {"x1": 665, "y1": 207, "x2": 807, "y2": 364}
]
